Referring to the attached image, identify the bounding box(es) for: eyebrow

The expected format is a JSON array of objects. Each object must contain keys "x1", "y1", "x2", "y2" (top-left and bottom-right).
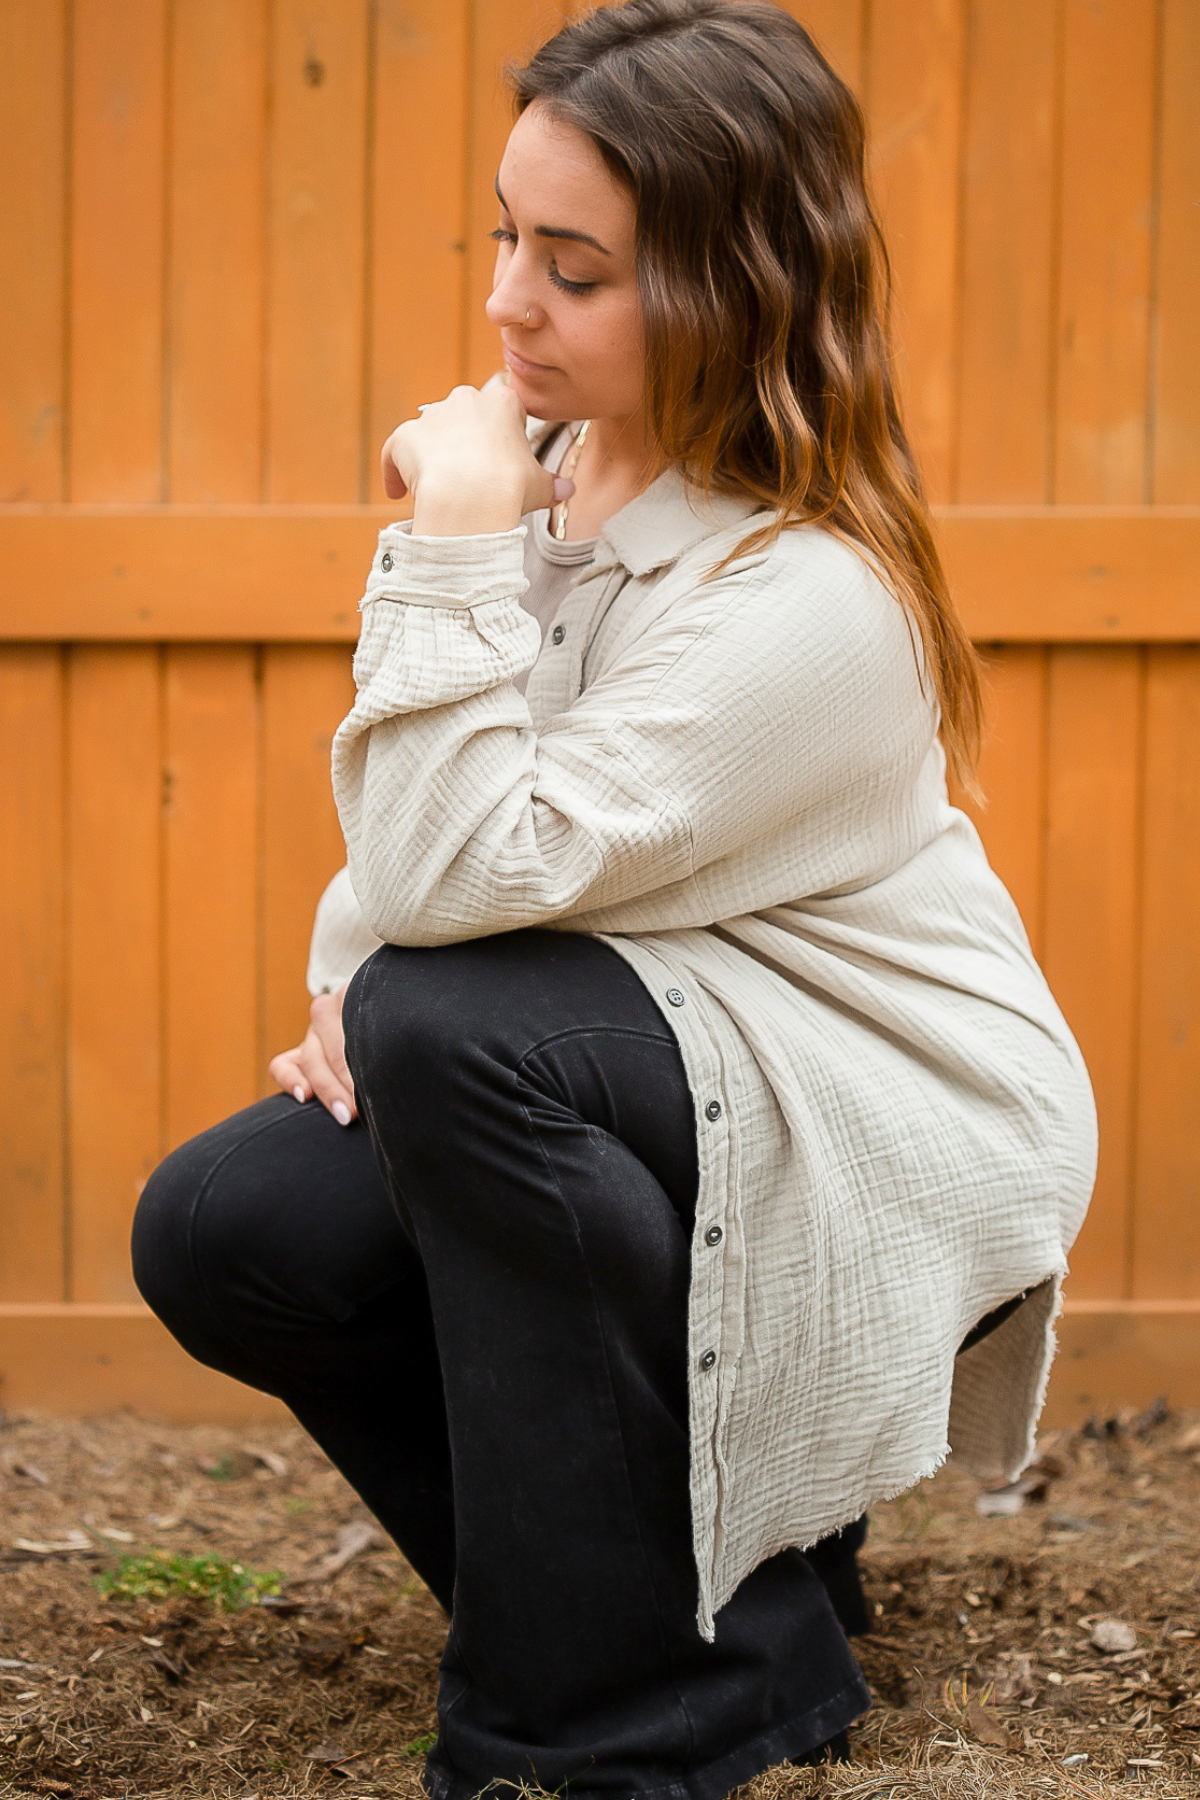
[{"x1": 494, "y1": 177, "x2": 613, "y2": 256}]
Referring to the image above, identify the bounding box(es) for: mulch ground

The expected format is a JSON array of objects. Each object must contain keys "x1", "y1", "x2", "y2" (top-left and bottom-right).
[{"x1": 1, "y1": 1403, "x2": 1197, "y2": 1800}]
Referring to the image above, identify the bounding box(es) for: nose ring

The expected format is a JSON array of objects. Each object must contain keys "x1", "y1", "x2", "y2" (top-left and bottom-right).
[{"x1": 525, "y1": 308, "x2": 532, "y2": 324}]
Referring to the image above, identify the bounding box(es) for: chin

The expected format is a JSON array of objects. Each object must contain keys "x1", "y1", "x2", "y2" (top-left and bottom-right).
[{"x1": 504, "y1": 366, "x2": 577, "y2": 424}]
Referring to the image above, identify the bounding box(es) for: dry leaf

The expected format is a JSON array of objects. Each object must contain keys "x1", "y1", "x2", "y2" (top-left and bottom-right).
[
  {"x1": 305, "y1": 1741, "x2": 351, "y2": 1764},
  {"x1": 966, "y1": 1699, "x2": 1013, "y2": 1749}
]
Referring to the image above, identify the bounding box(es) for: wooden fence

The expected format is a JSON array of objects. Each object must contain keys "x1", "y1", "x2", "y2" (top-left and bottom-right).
[{"x1": 1, "y1": 0, "x2": 1197, "y2": 1422}]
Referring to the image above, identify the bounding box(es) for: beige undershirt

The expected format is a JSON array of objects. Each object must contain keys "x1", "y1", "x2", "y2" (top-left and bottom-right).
[{"x1": 514, "y1": 424, "x2": 597, "y2": 696}]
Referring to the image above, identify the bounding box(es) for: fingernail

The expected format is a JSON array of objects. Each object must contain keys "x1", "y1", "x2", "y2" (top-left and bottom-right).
[
  {"x1": 293, "y1": 1086, "x2": 306, "y2": 1104},
  {"x1": 332, "y1": 1101, "x2": 352, "y2": 1127},
  {"x1": 552, "y1": 476, "x2": 576, "y2": 502}
]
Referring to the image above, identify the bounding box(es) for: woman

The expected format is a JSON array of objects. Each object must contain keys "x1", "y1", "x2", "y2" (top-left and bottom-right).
[{"x1": 133, "y1": 3, "x2": 1097, "y2": 1795}]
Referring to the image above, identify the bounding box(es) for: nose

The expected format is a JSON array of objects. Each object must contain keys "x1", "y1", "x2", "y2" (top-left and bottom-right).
[{"x1": 485, "y1": 251, "x2": 537, "y2": 331}]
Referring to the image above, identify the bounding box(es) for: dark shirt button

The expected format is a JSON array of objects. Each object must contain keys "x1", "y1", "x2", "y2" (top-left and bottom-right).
[
  {"x1": 551, "y1": 624, "x2": 565, "y2": 644},
  {"x1": 380, "y1": 551, "x2": 393, "y2": 572},
  {"x1": 704, "y1": 1225, "x2": 723, "y2": 1247},
  {"x1": 704, "y1": 1100, "x2": 722, "y2": 1121},
  {"x1": 665, "y1": 988, "x2": 685, "y2": 1007},
  {"x1": 699, "y1": 1349, "x2": 717, "y2": 1371}
]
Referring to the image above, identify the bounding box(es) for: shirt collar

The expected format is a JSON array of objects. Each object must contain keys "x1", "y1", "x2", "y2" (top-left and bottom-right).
[{"x1": 527, "y1": 413, "x2": 766, "y2": 578}]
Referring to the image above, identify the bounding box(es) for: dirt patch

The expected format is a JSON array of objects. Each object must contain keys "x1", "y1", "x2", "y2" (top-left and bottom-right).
[{"x1": 1, "y1": 1405, "x2": 1197, "y2": 1799}]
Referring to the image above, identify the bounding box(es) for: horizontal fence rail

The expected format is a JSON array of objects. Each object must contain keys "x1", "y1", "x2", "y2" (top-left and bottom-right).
[{"x1": 0, "y1": 507, "x2": 1198, "y2": 642}]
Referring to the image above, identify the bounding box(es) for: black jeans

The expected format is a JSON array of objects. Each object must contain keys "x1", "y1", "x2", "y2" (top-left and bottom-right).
[{"x1": 133, "y1": 930, "x2": 869, "y2": 1800}]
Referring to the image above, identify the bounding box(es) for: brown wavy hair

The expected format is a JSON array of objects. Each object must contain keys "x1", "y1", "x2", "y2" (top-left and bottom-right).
[{"x1": 509, "y1": 0, "x2": 982, "y2": 788}]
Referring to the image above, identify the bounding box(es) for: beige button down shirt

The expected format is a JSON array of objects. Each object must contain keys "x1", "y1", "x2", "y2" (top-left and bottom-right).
[{"x1": 310, "y1": 450, "x2": 1097, "y2": 1638}]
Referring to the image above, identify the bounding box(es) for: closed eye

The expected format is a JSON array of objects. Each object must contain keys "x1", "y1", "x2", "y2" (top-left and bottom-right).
[{"x1": 489, "y1": 226, "x2": 598, "y2": 297}]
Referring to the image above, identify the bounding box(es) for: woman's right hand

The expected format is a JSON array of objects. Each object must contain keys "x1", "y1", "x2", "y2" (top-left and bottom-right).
[{"x1": 268, "y1": 984, "x2": 357, "y2": 1126}]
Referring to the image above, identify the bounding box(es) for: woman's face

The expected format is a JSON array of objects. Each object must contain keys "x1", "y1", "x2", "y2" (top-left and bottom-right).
[{"x1": 486, "y1": 102, "x2": 644, "y2": 425}]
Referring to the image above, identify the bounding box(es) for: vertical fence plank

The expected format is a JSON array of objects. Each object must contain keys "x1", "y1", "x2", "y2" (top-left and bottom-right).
[
  {"x1": 1042, "y1": 647, "x2": 1142, "y2": 1298},
  {"x1": 464, "y1": 0, "x2": 564, "y2": 387},
  {"x1": 0, "y1": 0, "x2": 67, "y2": 502},
  {"x1": 167, "y1": 0, "x2": 268, "y2": 502},
  {"x1": 265, "y1": 0, "x2": 370, "y2": 502},
  {"x1": 365, "y1": 0, "x2": 469, "y2": 499},
  {"x1": 1151, "y1": 0, "x2": 1200, "y2": 502},
  {"x1": 163, "y1": 647, "x2": 259, "y2": 1150},
  {"x1": 1054, "y1": 0, "x2": 1157, "y2": 503},
  {"x1": 863, "y1": 0, "x2": 967, "y2": 503},
  {"x1": 955, "y1": 0, "x2": 1057, "y2": 502},
  {"x1": 69, "y1": 0, "x2": 168, "y2": 501},
  {"x1": 66, "y1": 648, "x2": 161, "y2": 1303},
  {"x1": 957, "y1": 646, "x2": 1048, "y2": 958},
  {"x1": 790, "y1": 1, "x2": 865, "y2": 89},
  {"x1": 260, "y1": 646, "x2": 356, "y2": 1083},
  {"x1": 1132, "y1": 648, "x2": 1200, "y2": 1297},
  {"x1": 0, "y1": 649, "x2": 65, "y2": 1299}
]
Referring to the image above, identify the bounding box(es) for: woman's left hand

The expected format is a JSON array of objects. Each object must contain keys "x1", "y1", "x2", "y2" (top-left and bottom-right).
[
  {"x1": 268, "y1": 984, "x2": 357, "y2": 1126},
  {"x1": 381, "y1": 384, "x2": 574, "y2": 536}
]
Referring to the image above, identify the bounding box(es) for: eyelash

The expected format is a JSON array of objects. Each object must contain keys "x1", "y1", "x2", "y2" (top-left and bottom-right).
[{"x1": 489, "y1": 226, "x2": 598, "y2": 297}]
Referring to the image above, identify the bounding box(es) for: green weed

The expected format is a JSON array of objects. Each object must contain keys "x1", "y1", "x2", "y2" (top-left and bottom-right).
[{"x1": 94, "y1": 1549, "x2": 281, "y2": 1610}]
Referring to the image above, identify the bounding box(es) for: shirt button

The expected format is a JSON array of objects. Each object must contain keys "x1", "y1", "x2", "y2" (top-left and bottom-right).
[
  {"x1": 699, "y1": 1349, "x2": 717, "y2": 1371},
  {"x1": 665, "y1": 988, "x2": 685, "y2": 1007},
  {"x1": 551, "y1": 624, "x2": 565, "y2": 645},
  {"x1": 704, "y1": 1225, "x2": 723, "y2": 1247},
  {"x1": 704, "y1": 1100, "x2": 722, "y2": 1121},
  {"x1": 380, "y1": 551, "x2": 393, "y2": 572}
]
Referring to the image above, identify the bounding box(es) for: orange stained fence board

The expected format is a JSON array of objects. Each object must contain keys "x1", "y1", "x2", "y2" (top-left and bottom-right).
[
  {"x1": 264, "y1": 0, "x2": 370, "y2": 502},
  {"x1": 864, "y1": 0, "x2": 966, "y2": 505},
  {"x1": 0, "y1": 648, "x2": 66, "y2": 1299},
  {"x1": 1040, "y1": 1301, "x2": 1200, "y2": 1427},
  {"x1": 1, "y1": 1301, "x2": 1194, "y2": 1428},
  {"x1": 367, "y1": 0, "x2": 470, "y2": 502},
  {"x1": 0, "y1": 0, "x2": 67, "y2": 503},
  {"x1": 1041, "y1": 647, "x2": 1142, "y2": 1301},
  {"x1": 0, "y1": 1306, "x2": 288, "y2": 1424},
  {"x1": 1054, "y1": 0, "x2": 1157, "y2": 504},
  {"x1": 1132, "y1": 647, "x2": 1200, "y2": 1300},
  {"x1": 68, "y1": 0, "x2": 168, "y2": 503},
  {"x1": 1153, "y1": 0, "x2": 1200, "y2": 501},
  {"x1": 163, "y1": 647, "x2": 260, "y2": 1151},
  {"x1": 954, "y1": 645, "x2": 1048, "y2": 958},
  {"x1": 65, "y1": 648, "x2": 162, "y2": 1305},
  {"x1": 167, "y1": 0, "x2": 268, "y2": 504},
  {"x1": 787, "y1": 2, "x2": 865, "y2": 91},
  {"x1": 1, "y1": 505, "x2": 1197, "y2": 643},
  {"x1": 954, "y1": 0, "x2": 1057, "y2": 504},
  {"x1": 260, "y1": 645, "x2": 356, "y2": 1080},
  {"x1": 464, "y1": 0, "x2": 567, "y2": 387}
]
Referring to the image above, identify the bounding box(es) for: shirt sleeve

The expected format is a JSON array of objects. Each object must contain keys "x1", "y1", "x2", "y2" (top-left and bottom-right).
[
  {"x1": 306, "y1": 865, "x2": 384, "y2": 996},
  {"x1": 332, "y1": 520, "x2": 935, "y2": 948}
]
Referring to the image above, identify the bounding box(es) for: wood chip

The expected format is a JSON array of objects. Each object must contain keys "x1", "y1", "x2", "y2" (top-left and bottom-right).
[
  {"x1": 241, "y1": 1444, "x2": 288, "y2": 1478},
  {"x1": 313, "y1": 1521, "x2": 383, "y2": 1578},
  {"x1": 13, "y1": 1531, "x2": 95, "y2": 1557},
  {"x1": 1091, "y1": 1618, "x2": 1138, "y2": 1653},
  {"x1": 9, "y1": 1461, "x2": 50, "y2": 1485}
]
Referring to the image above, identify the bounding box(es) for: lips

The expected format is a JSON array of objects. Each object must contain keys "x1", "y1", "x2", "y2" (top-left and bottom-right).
[{"x1": 502, "y1": 343, "x2": 558, "y2": 378}]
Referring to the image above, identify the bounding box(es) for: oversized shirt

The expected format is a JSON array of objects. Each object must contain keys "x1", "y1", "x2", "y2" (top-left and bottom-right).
[{"x1": 309, "y1": 442, "x2": 1097, "y2": 1639}]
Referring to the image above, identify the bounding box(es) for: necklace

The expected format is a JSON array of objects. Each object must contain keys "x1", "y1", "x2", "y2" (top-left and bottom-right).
[{"x1": 553, "y1": 418, "x2": 592, "y2": 540}]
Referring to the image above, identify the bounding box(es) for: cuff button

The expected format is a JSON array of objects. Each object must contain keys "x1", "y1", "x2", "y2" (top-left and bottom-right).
[{"x1": 381, "y1": 551, "x2": 394, "y2": 572}]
